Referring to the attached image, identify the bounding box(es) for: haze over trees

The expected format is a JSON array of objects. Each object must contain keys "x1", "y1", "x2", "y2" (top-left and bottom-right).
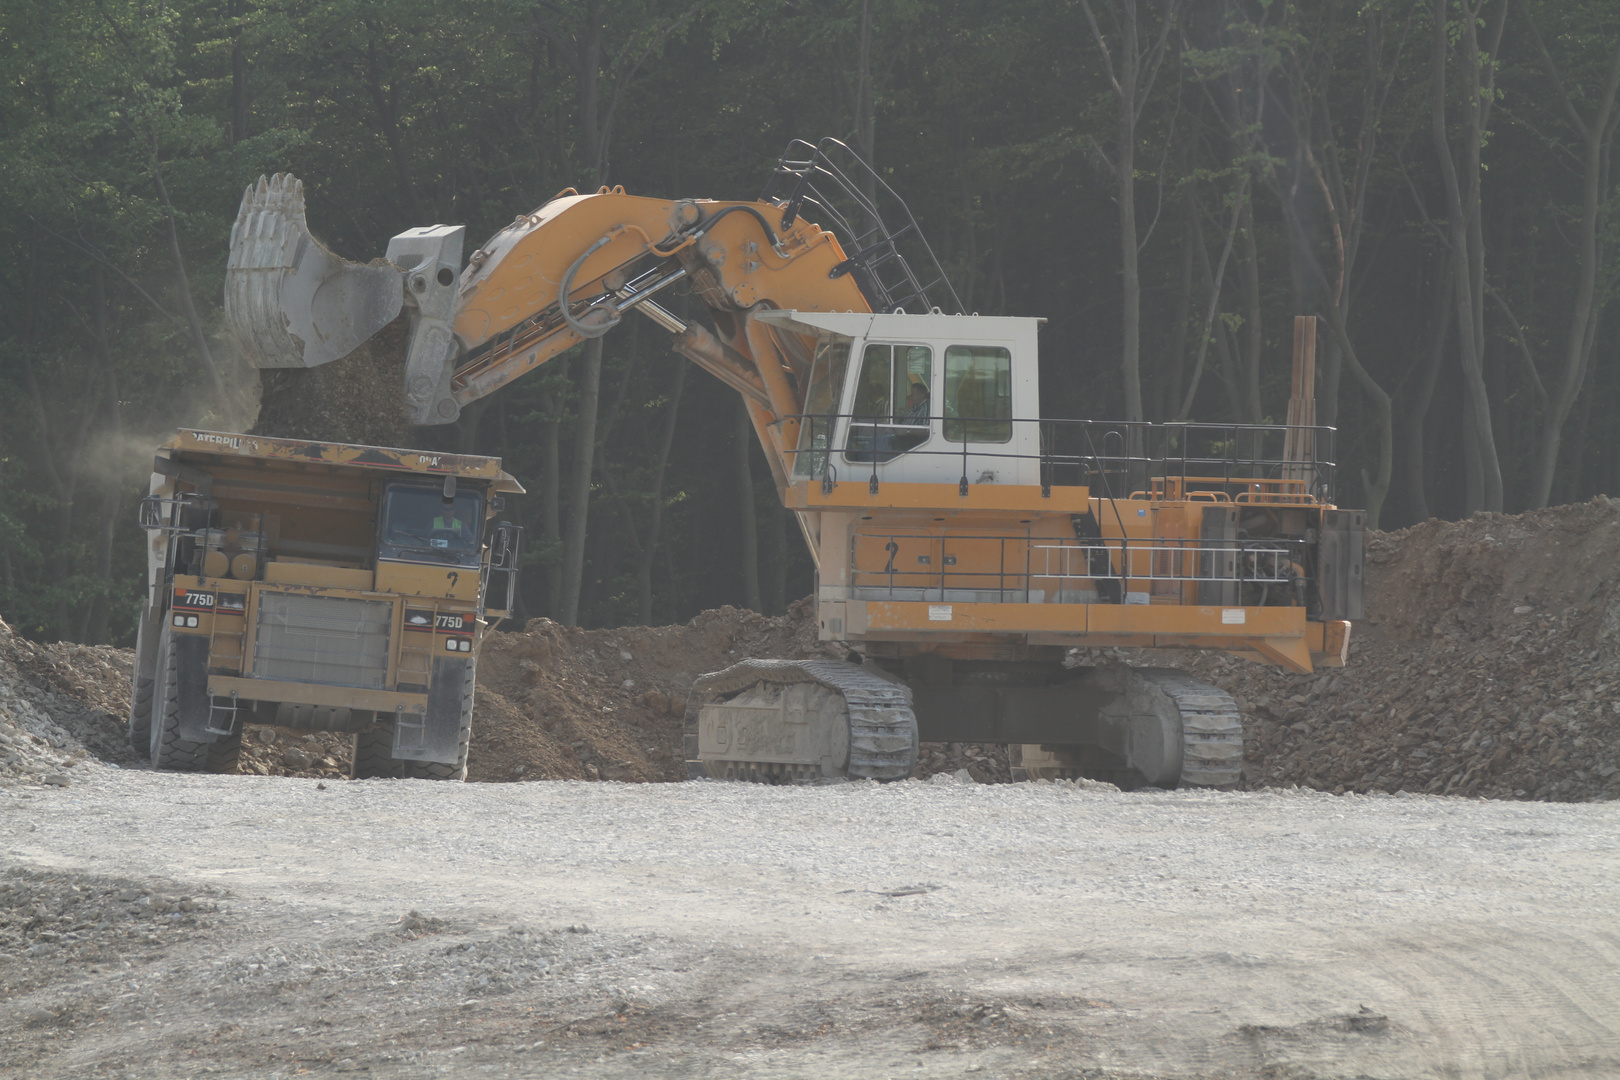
[{"x1": 2, "y1": 0, "x2": 1617, "y2": 645}]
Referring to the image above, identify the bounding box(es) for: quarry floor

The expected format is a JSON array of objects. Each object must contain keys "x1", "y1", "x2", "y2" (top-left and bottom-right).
[{"x1": 2, "y1": 768, "x2": 1617, "y2": 1079}]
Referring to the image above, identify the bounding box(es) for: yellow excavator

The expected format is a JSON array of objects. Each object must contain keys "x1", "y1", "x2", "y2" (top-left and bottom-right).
[{"x1": 227, "y1": 138, "x2": 1363, "y2": 788}]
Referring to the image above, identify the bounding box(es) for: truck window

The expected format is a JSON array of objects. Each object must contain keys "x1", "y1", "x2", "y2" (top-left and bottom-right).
[
  {"x1": 379, "y1": 484, "x2": 483, "y2": 566},
  {"x1": 943, "y1": 345, "x2": 1012, "y2": 443},
  {"x1": 793, "y1": 334, "x2": 852, "y2": 478},
  {"x1": 845, "y1": 343, "x2": 932, "y2": 463}
]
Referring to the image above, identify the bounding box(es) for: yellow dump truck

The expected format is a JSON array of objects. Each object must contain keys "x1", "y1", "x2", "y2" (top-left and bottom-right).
[{"x1": 130, "y1": 430, "x2": 523, "y2": 779}]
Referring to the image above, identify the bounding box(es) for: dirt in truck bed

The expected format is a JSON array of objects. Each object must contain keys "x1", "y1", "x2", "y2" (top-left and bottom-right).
[{"x1": 3, "y1": 499, "x2": 1620, "y2": 799}]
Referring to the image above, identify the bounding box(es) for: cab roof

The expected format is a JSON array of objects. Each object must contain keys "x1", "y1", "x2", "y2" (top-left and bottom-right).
[{"x1": 159, "y1": 430, "x2": 525, "y2": 493}]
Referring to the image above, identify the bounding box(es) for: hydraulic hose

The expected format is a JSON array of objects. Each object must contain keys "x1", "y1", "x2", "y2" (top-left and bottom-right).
[{"x1": 558, "y1": 233, "x2": 621, "y2": 339}]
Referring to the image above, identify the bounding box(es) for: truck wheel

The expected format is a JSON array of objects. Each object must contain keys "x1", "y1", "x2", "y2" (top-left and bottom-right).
[
  {"x1": 351, "y1": 720, "x2": 402, "y2": 780},
  {"x1": 404, "y1": 658, "x2": 474, "y2": 781},
  {"x1": 128, "y1": 610, "x2": 161, "y2": 753},
  {"x1": 150, "y1": 626, "x2": 242, "y2": 773},
  {"x1": 128, "y1": 673, "x2": 156, "y2": 755}
]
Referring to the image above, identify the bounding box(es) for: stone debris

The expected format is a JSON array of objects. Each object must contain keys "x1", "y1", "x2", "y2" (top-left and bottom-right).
[
  {"x1": 4, "y1": 498, "x2": 1620, "y2": 799},
  {"x1": 1169, "y1": 497, "x2": 1620, "y2": 801},
  {"x1": 0, "y1": 619, "x2": 132, "y2": 785}
]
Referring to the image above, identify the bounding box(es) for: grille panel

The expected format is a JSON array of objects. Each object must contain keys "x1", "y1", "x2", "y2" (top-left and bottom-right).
[{"x1": 253, "y1": 592, "x2": 393, "y2": 689}]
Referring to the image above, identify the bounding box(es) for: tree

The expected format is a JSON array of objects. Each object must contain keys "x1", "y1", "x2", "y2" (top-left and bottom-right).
[
  {"x1": 530, "y1": 0, "x2": 697, "y2": 626},
  {"x1": 1512, "y1": 0, "x2": 1620, "y2": 508},
  {"x1": 1431, "y1": 0, "x2": 1510, "y2": 513},
  {"x1": 1081, "y1": 0, "x2": 1181, "y2": 424}
]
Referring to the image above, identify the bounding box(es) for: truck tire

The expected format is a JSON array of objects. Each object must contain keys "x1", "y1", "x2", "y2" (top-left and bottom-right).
[
  {"x1": 128, "y1": 673, "x2": 156, "y2": 755},
  {"x1": 350, "y1": 721, "x2": 402, "y2": 780},
  {"x1": 404, "y1": 658, "x2": 474, "y2": 781},
  {"x1": 150, "y1": 626, "x2": 242, "y2": 773},
  {"x1": 128, "y1": 609, "x2": 161, "y2": 753}
]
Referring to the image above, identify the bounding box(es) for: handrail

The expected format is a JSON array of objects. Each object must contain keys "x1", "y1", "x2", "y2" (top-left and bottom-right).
[
  {"x1": 782, "y1": 413, "x2": 1339, "y2": 503},
  {"x1": 845, "y1": 529, "x2": 1309, "y2": 604}
]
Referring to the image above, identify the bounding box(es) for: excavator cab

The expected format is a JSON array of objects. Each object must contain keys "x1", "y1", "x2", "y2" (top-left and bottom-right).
[{"x1": 770, "y1": 310, "x2": 1041, "y2": 487}]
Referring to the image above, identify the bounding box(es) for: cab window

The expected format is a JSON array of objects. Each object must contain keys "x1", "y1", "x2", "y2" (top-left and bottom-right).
[
  {"x1": 943, "y1": 345, "x2": 1012, "y2": 443},
  {"x1": 793, "y1": 334, "x2": 853, "y2": 478},
  {"x1": 378, "y1": 484, "x2": 483, "y2": 567},
  {"x1": 845, "y1": 343, "x2": 933, "y2": 463}
]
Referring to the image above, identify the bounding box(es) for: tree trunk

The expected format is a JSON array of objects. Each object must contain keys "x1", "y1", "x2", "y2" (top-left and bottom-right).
[
  {"x1": 77, "y1": 262, "x2": 124, "y2": 644},
  {"x1": 1520, "y1": 5, "x2": 1620, "y2": 507},
  {"x1": 1117, "y1": 53, "x2": 1142, "y2": 425},
  {"x1": 1163, "y1": 191, "x2": 1196, "y2": 420},
  {"x1": 1083, "y1": 0, "x2": 1178, "y2": 425},
  {"x1": 636, "y1": 361, "x2": 686, "y2": 624},
  {"x1": 855, "y1": 0, "x2": 877, "y2": 190},
  {"x1": 538, "y1": 386, "x2": 564, "y2": 616},
  {"x1": 559, "y1": 338, "x2": 604, "y2": 625},
  {"x1": 1237, "y1": 199, "x2": 1263, "y2": 423},
  {"x1": 229, "y1": 0, "x2": 249, "y2": 145},
  {"x1": 152, "y1": 161, "x2": 228, "y2": 410},
  {"x1": 1401, "y1": 252, "x2": 1456, "y2": 522},
  {"x1": 766, "y1": 505, "x2": 788, "y2": 615},
  {"x1": 735, "y1": 398, "x2": 761, "y2": 612},
  {"x1": 1430, "y1": 0, "x2": 1507, "y2": 512}
]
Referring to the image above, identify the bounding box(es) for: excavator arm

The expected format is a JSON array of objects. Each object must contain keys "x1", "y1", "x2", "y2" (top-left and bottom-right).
[{"x1": 226, "y1": 140, "x2": 958, "y2": 491}]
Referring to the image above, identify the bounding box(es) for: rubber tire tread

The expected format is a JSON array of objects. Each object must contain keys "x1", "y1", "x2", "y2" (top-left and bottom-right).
[
  {"x1": 150, "y1": 626, "x2": 242, "y2": 773},
  {"x1": 403, "y1": 659, "x2": 474, "y2": 781},
  {"x1": 129, "y1": 674, "x2": 155, "y2": 755},
  {"x1": 351, "y1": 724, "x2": 403, "y2": 780}
]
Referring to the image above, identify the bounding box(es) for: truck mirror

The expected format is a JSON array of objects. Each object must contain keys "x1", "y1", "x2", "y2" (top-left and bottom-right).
[
  {"x1": 491, "y1": 522, "x2": 522, "y2": 570},
  {"x1": 442, "y1": 474, "x2": 457, "y2": 503}
]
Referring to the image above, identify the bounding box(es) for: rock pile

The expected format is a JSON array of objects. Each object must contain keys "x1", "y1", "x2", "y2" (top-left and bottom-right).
[
  {"x1": 5, "y1": 499, "x2": 1619, "y2": 799},
  {"x1": 1177, "y1": 497, "x2": 1620, "y2": 801},
  {"x1": 468, "y1": 597, "x2": 1005, "y2": 783},
  {"x1": 0, "y1": 620, "x2": 133, "y2": 785}
]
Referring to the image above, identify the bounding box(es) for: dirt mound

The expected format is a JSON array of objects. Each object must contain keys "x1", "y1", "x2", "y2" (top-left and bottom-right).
[
  {"x1": 250, "y1": 313, "x2": 416, "y2": 446},
  {"x1": 8, "y1": 500, "x2": 1619, "y2": 799},
  {"x1": 468, "y1": 599, "x2": 1012, "y2": 784},
  {"x1": 468, "y1": 597, "x2": 840, "y2": 783},
  {"x1": 1172, "y1": 497, "x2": 1620, "y2": 801},
  {"x1": 0, "y1": 620, "x2": 135, "y2": 784}
]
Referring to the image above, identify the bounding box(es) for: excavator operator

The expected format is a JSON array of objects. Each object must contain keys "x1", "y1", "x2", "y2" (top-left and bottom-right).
[{"x1": 901, "y1": 379, "x2": 930, "y2": 424}]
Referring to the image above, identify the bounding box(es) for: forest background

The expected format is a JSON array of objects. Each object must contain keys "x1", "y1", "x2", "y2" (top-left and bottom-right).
[{"x1": 3, "y1": 0, "x2": 1618, "y2": 646}]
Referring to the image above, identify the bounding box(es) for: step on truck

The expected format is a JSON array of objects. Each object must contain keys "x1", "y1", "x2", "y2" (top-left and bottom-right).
[{"x1": 130, "y1": 430, "x2": 523, "y2": 779}]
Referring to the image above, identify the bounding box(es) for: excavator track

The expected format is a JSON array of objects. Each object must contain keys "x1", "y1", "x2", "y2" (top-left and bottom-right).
[
  {"x1": 1012, "y1": 669, "x2": 1244, "y2": 790},
  {"x1": 684, "y1": 659, "x2": 918, "y2": 783},
  {"x1": 1140, "y1": 671, "x2": 1245, "y2": 789}
]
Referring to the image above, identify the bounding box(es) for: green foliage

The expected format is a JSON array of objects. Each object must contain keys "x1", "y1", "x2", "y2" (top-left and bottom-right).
[{"x1": 2, "y1": 0, "x2": 1618, "y2": 643}]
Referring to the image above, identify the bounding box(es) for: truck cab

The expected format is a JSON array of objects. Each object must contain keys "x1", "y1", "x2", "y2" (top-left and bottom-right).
[{"x1": 130, "y1": 430, "x2": 523, "y2": 779}]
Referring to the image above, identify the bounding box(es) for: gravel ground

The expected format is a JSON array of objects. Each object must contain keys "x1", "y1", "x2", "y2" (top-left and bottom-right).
[{"x1": 2, "y1": 771, "x2": 1618, "y2": 1079}]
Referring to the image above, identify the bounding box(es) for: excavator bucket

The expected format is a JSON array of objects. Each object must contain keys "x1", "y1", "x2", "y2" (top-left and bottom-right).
[{"x1": 225, "y1": 174, "x2": 404, "y2": 369}]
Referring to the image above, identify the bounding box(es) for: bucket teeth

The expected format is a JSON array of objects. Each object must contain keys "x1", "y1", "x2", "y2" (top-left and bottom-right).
[{"x1": 224, "y1": 172, "x2": 405, "y2": 370}]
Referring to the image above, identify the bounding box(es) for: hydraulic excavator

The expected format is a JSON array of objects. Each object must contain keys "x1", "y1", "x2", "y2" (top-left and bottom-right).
[{"x1": 226, "y1": 138, "x2": 1364, "y2": 788}]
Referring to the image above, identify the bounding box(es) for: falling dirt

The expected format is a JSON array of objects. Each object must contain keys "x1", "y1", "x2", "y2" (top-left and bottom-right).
[{"x1": 249, "y1": 312, "x2": 417, "y2": 447}]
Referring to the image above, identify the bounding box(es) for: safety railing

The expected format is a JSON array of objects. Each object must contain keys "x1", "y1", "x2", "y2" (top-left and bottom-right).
[
  {"x1": 761, "y1": 138, "x2": 963, "y2": 316},
  {"x1": 789, "y1": 414, "x2": 1338, "y2": 504},
  {"x1": 847, "y1": 531, "x2": 1309, "y2": 605}
]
